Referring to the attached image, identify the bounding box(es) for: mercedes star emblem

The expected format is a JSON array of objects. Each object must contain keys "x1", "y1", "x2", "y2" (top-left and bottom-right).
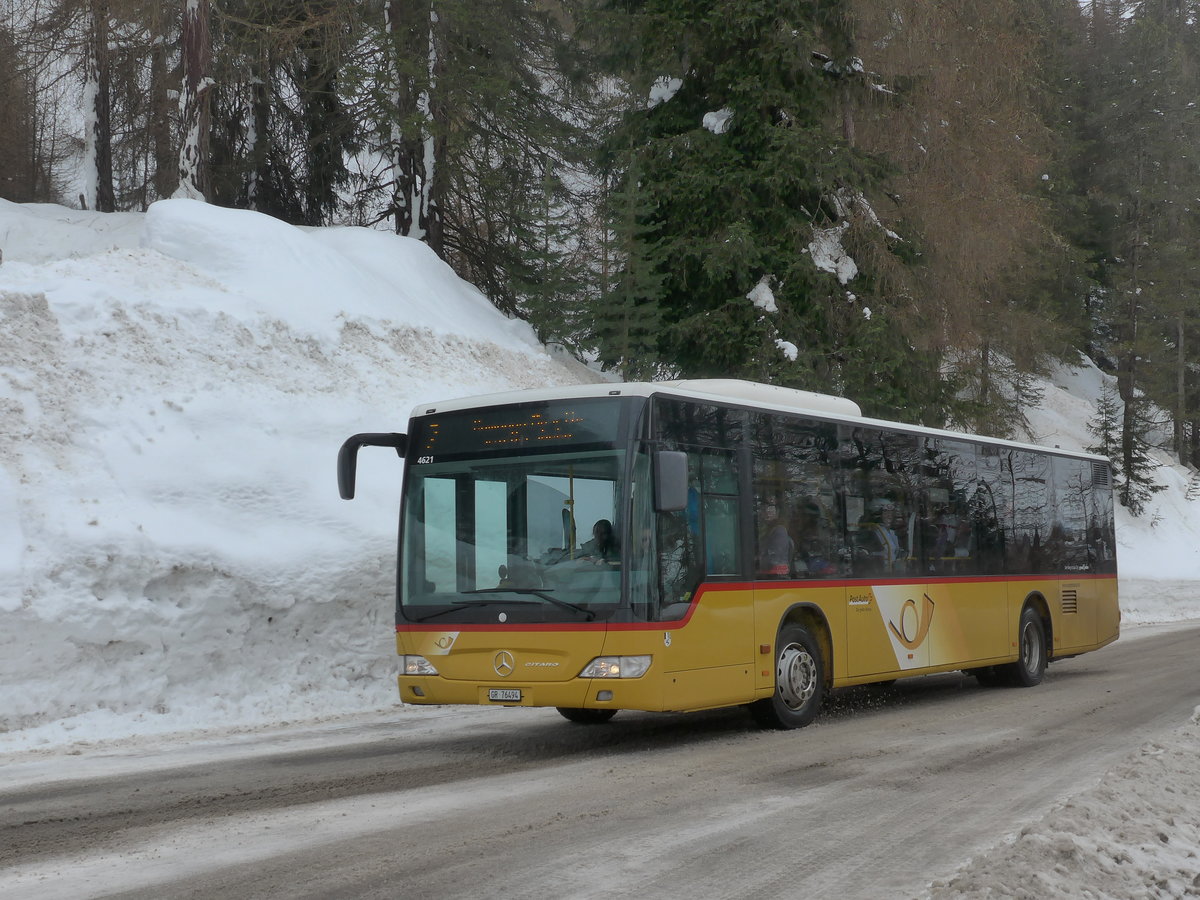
[{"x1": 494, "y1": 650, "x2": 515, "y2": 677}]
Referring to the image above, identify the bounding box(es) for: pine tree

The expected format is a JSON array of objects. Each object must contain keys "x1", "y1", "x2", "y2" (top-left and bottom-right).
[
  {"x1": 205, "y1": 0, "x2": 357, "y2": 225},
  {"x1": 351, "y1": 0, "x2": 601, "y2": 319},
  {"x1": 1072, "y1": 0, "x2": 1200, "y2": 498},
  {"x1": 592, "y1": 157, "x2": 667, "y2": 380},
  {"x1": 1087, "y1": 382, "x2": 1122, "y2": 466},
  {"x1": 594, "y1": 0, "x2": 948, "y2": 419}
]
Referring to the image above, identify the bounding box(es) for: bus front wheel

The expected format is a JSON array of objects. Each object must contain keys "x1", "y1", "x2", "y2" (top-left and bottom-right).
[
  {"x1": 556, "y1": 707, "x2": 617, "y2": 724},
  {"x1": 750, "y1": 623, "x2": 826, "y2": 729}
]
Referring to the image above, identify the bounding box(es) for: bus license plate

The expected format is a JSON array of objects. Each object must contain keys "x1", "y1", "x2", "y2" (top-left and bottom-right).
[{"x1": 488, "y1": 689, "x2": 522, "y2": 702}]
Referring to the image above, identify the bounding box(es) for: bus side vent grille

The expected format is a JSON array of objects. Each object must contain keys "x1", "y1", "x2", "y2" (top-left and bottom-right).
[
  {"x1": 1091, "y1": 462, "x2": 1111, "y2": 487},
  {"x1": 1061, "y1": 587, "x2": 1079, "y2": 615}
]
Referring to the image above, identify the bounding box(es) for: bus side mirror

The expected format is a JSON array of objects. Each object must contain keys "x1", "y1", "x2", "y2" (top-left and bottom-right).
[
  {"x1": 338, "y1": 432, "x2": 407, "y2": 500},
  {"x1": 654, "y1": 450, "x2": 688, "y2": 512}
]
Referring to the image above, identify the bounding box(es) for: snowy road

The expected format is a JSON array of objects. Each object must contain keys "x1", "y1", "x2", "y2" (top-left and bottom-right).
[{"x1": 2, "y1": 622, "x2": 1197, "y2": 900}]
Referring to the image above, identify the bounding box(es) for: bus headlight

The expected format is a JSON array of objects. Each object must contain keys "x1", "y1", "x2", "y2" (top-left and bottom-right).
[
  {"x1": 579, "y1": 656, "x2": 651, "y2": 679},
  {"x1": 401, "y1": 655, "x2": 438, "y2": 676}
]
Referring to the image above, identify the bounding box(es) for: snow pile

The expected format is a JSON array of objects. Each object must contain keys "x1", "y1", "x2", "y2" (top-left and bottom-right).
[
  {"x1": 647, "y1": 76, "x2": 682, "y2": 108},
  {"x1": 702, "y1": 108, "x2": 734, "y2": 134},
  {"x1": 927, "y1": 706, "x2": 1200, "y2": 899},
  {"x1": 0, "y1": 198, "x2": 596, "y2": 748},
  {"x1": 746, "y1": 275, "x2": 778, "y2": 313},
  {"x1": 807, "y1": 222, "x2": 858, "y2": 284}
]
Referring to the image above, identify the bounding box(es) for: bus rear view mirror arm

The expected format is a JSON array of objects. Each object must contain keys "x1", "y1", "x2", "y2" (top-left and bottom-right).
[
  {"x1": 654, "y1": 450, "x2": 688, "y2": 512},
  {"x1": 338, "y1": 432, "x2": 407, "y2": 500}
]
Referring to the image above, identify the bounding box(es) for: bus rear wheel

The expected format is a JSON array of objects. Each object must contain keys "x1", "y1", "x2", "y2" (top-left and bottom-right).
[
  {"x1": 750, "y1": 623, "x2": 825, "y2": 730},
  {"x1": 556, "y1": 707, "x2": 617, "y2": 724},
  {"x1": 1004, "y1": 606, "x2": 1047, "y2": 687}
]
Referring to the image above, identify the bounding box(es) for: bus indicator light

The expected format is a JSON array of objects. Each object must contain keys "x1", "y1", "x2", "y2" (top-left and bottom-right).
[
  {"x1": 580, "y1": 656, "x2": 652, "y2": 678},
  {"x1": 401, "y1": 655, "x2": 438, "y2": 676}
]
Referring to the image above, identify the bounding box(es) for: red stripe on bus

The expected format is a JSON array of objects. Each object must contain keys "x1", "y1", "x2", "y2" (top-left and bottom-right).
[{"x1": 396, "y1": 574, "x2": 1116, "y2": 633}]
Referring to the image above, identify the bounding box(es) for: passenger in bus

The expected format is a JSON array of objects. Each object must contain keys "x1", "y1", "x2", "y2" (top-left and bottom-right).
[
  {"x1": 580, "y1": 518, "x2": 619, "y2": 563},
  {"x1": 759, "y1": 505, "x2": 794, "y2": 577},
  {"x1": 859, "y1": 503, "x2": 902, "y2": 573},
  {"x1": 791, "y1": 499, "x2": 837, "y2": 576}
]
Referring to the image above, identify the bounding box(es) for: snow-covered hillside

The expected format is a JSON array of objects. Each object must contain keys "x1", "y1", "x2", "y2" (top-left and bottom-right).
[
  {"x1": 0, "y1": 196, "x2": 1195, "y2": 752},
  {"x1": 0, "y1": 199, "x2": 599, "y2": 748}
]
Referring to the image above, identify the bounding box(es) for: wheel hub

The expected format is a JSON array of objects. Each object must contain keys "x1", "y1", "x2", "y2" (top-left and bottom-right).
[
  {"x1": 1021, "y1": 621, "x2": 1043, "y2": 674},
  {"x1": 777, "y1": 643, "x2": 817, "y2": 710}
]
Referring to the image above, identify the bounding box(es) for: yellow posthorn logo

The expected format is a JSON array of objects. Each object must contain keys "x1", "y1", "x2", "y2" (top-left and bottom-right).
[{"x1": 888, "y1": 594, "x2": 936, "y2": 650}]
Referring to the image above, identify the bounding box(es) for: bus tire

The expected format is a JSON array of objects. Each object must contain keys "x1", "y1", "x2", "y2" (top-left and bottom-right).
[
  {"x1": 750, "y1": 623, "x2": 825, "y2": 730},
  {"x1": 1004, "y1": 606, "x2": 1047, "y2": 687},
  {"x1": 556, "y1": 707, "x2": 617, "y2": 724}
]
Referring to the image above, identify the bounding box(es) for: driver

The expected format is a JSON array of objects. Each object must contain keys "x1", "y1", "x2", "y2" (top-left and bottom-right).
[{"x1": 579, "y1": 518, "x2": 619, "y2": 563}]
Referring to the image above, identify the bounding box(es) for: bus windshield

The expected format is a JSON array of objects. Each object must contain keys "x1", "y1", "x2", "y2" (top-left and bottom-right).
[{"x1": 400, "y1": 449, "x2": 627, "y2": 623}]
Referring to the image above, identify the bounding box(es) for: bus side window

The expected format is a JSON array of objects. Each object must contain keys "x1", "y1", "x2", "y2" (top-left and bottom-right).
[
  {"x1": 751, "y1": 414, "x2": 840, "y2": 579},
  {"x1": 651, "y1": 448, "x2": 741, "y2": 614},
  {"x1": 700, "y1": 452, "x2": 740, "y2": 576},
  {"x1": 841, "y1": 426, "x2": 922, "y2": 576},
  {"x1": 924, "y1": 438, "x2": 977, "y2": 576}
]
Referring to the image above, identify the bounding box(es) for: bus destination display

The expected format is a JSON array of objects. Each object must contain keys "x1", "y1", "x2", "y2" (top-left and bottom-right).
[{"x1": 413, "y1": 399, "x2": 623, "y2": 459}]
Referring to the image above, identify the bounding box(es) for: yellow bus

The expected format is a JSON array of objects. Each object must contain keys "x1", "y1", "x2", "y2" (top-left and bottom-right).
[{"x1": 339, "y1": 379, "x2": 1119, "y2": 728}]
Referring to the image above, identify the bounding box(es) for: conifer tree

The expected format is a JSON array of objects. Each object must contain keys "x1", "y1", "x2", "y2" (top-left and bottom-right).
[
  {"x1": 1072, "y1": 0, "x2": 1200, "y2": 497},
  {"x1": 1087, "y1": 382, "x2": 1123, "y2": 466},
  {"x1": 206, "y1": 0, "x2": 357, "y2": 225},
  {"x1": 353, "y1": 0, "x2": 600, "y2": 318},
  {"x1": 592, "y1": 157, "x2": 667, "y2": 380},
  {"x1": 595, "y1": 0, "x2": 948, "y2": 420}
]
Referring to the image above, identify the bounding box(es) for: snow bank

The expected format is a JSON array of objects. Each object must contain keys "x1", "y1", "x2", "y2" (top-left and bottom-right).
[
  {"x1": 926, "y1": 706, "x2": 1200, "y2": 899},
  {"x1": 0, "y1": 199, "x2": 596, "y2": 748}
]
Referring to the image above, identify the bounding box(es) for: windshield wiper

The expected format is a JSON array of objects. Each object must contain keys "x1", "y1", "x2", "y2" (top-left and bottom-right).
[
  {"x1": 410, "y1": 590, "x2": 596, "y2": 622},
  {"x1": 410, "y1": 598, "x2": 506, "y2": 622},
  {"x1": 464, "y1": 588, "x2": 596, "y2": 620}
]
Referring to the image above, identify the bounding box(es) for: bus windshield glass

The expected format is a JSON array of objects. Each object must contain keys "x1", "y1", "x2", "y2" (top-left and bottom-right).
[{"x1": 400, "y1": 449, "x2": 627, "y2": 623}]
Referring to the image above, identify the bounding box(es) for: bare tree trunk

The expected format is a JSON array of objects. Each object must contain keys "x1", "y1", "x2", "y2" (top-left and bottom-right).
[
  {"x1": 247, "y1": 43, "x2": 271, "y2": 210},
  {"x1": 422, "y1": 5, "x2": 446, "y2": 256},
  {"x1": 385, "y1": 0, "x2": 445, "y2": 256},
  {"x1": 87, "y1": 0, "x2": 115, "y2": 212},
  {"x1": 385, "y1": 0, "x2": 425, "y2": 236},
  {"x1": 150, "y1": 5, "x2": 175, "y2": 201},
  {"x1": 841, "y1": 81, "x2": 855, "y2": 147},
  {"x1": 979, "y1": 338, "x2": 991, "y2": 427},
  {"x1": 176, "y1": 0, "x2": 211, "y2": 200},
  {"x1": 1117, "y1": 153, "x2": 1145, "y2": 506},
  {"x1": 1177, "y1": 314, "x2": 1188, "y2": 466}
]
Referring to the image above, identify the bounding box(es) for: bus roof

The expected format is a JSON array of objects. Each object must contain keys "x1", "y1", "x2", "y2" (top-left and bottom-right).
[{"x1": 408, "y1": 379, "x2": 1108, "y2": 463}]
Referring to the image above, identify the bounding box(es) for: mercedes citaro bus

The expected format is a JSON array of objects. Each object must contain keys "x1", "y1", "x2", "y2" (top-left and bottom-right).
[{"x1": 338, "y1": 379, "x2": 1118, "y2": 728}]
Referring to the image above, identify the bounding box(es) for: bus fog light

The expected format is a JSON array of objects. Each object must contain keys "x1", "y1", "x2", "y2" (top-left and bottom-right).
[
  {"x1": 402, "y1": 655, "x2": 438, "y2": 676},
  {"x1": 596, "y1": 690, "x2": 614, "y2": 701},
  {"x1": 579, "y1": 656, "x2": 651, "y2": 678}
]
